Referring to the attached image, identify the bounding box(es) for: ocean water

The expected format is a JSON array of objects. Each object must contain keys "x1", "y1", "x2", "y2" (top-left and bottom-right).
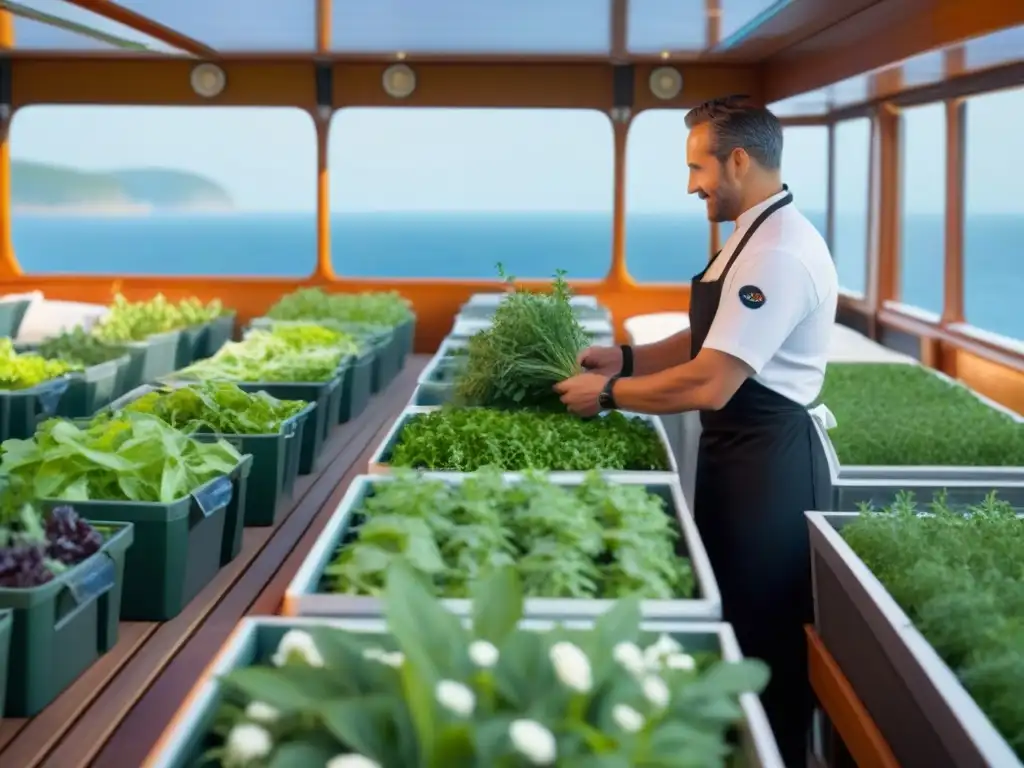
[{"x1": 10, "y1": 211, "x2": 1022, "y2": 341}]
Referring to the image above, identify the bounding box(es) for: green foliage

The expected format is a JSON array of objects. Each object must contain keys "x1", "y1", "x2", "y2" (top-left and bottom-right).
[
  {"x1": 325, "y1": 468, "x2": 692, "y2": 601},
  {"x1": 819, "y1": 363, "x2": 1024, "y2": 466},
  {"x1": 0, "y1": 412, "x2": 241, "y2": 503},
  {"x1": 842, "y1": 491, "x2": 1024, "y2": 756},
  {"x1": 454, "y1": 265, "x2": 590, "y2": 409},
  {"x1": 92, "y1": 293, "x2": 226, "y2": 343},
  {"x1": 209, "y1": 564, "x2": 768, "y2": 767},
  {"x1": 389, "y1": 408, "x2": 671, "y2": 472},
  {"x1": 112, "y1": 381, "x2": 307, "y2": 435},
  {"x1": 180, "y1": 325, "x2": 357, "y2": 384},
  {"x1": 267, "y1": 288, "x2": 414, "y2": 328},
  {"x1": 0, "y1": 338, "x2": 80, "y2": 389},
  {"x1": 36, "y1": 326, "x2": 127, "y2": 367}
]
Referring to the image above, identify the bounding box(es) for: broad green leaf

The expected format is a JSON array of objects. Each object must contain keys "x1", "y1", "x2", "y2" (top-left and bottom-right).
[
  {"x1": 399, "y1": 657, "x2": 437, "y2": 767},
  {"x1": 267, "y1": 741, "x2": 338, "y2": 767},
  {"x1": 699, "y1": 660, "x2": 770, "y2": 697},
  {"x1": 218, "y1": 667, "x2": 322, "y2": 712},
  {"x1": 319, "y1": 695, "x2": 394, "y2": 761},
  {"x1": 470, "y1": 565, "x2": 523, "y2": 644},
  {"x1": 430, "y1": 723, "x2": 475, "y2": 767}
]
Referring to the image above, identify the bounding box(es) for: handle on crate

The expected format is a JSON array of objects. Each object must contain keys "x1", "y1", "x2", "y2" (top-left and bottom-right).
[
  {"x1": 189, "y1": 475, "x2": 234, "y2": 525},
  {"x1": 55, "y1": 553, "x2": 116, "y2": 631},
  {"x1": 36, "y1": 377, "x2": 72, "y2": 416}
]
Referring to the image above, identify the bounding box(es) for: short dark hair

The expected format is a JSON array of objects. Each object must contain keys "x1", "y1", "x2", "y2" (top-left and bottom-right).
[{"x1": 684, "y1": 95, "x2": 783, "y2": 170}]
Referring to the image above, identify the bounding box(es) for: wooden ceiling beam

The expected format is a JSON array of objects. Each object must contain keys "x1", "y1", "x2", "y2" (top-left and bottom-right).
[
  {"x1": 61, "y1": 0, "x2": 215, "y2": 57},
  {"x1": 764, "y1": 0, "x2": 1024, "y2": 102}
]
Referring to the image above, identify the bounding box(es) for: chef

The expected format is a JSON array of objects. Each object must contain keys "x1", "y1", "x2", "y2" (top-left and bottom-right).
[{"x1": 555, "y1": 95, "x2": 838, "y2": 765}]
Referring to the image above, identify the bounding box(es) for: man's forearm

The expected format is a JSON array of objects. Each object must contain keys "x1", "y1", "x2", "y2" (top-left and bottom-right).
[
  {"x1": 614, "y1": 360, "x2": 718, "y2": 414},
  {"x1": 632, "y1": 329, "x2": 692, "y2": 376}
]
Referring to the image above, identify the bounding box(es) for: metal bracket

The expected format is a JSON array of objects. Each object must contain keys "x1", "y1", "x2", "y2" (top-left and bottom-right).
[
  {"x1": 315, "y1": 63, "x2": 332, "y2": 122},
  {"x1": 611, "y1": 64, "x2": 634, "y2": 123},
  {"x1": 0, "y1": 56, "x2": 11, "y2": 133}
]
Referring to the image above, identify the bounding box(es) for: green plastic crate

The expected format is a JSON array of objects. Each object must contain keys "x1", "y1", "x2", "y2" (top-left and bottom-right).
[
  {"x1": 338, "y1": 348, "x2": 373, "y2": 424},
  {"x1": 0, "y1": 608, "x2": 10, "y2": 717},
  {"x1": 370, "y1": 332, "x2": 399, "y2": 394},
  {"x1": 237, "y1": 369, "x2": 344, "y2": 476},
  {"x1": 175, "y1": 323, "x2": 209, "y2": 369},
  {"x1": 203, "y1": 313, "x2": 235, "y2": 358},
  {"x1": 120, "y1": 330, "x2": 182, "y2": 392},
  {"x1": 0, "y1": 298, "x2": 32, "y2": 337},
  {"x1": 13, "y1": 342, "x2": 130, "y2": 418},
  {"x1": 0, "y1": 522, "x2": 133, "y2": 716},
  {"x1": 0, "y1": 375, "x2": 72, "y2": 440},
  {"x1": 395, "y1": 316, "x2": 415, "y2": 362},
  {"x1": 46, "y1": 474, "x2": 240, "y2": 621}
]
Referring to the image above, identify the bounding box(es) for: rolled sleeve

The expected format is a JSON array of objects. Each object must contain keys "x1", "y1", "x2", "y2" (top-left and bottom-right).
[{"x1": 702, "y1": 249, "x2": 818, "y2": 374}]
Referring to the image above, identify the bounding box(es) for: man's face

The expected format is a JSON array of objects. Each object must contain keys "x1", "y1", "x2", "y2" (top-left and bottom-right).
[{"x1": 686, "y1": 123, "x2": 743, "y2": 223}]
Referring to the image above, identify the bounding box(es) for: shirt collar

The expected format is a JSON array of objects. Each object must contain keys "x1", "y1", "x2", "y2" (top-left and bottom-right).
[{"x1": 734, "y1": 186, "x2": 789, "y2": 232}]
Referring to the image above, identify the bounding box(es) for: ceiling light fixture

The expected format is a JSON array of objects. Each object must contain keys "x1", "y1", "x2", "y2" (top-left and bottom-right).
[
  {"x1": 649, "y1": 66, "x2": 683, "y2": 100},
  {"x1": 382, "y1": 63, "x2": 416, "y2": 99},
  {"x1": 190, "y1": 62, "x2": 226, "y2": 98}
]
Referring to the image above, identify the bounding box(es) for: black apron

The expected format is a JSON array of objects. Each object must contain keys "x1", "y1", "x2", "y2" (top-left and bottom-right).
[{"x1": 689, "y1": 190, "x2": 831, "y2": 767}]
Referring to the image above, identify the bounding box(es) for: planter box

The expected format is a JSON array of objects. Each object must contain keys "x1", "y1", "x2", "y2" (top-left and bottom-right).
[
  {"x1": 368, "y1": 405, "x2": 678, "y2": 479},
  {"x1": 394, "y1": 316, "x2": 416, "y2": 361},
  {"x1": 13, "y1": 342, "x2": 130, "y2": 418},
  {"x1": 108, "y1": 382, "x2": 311, "y2": 527},
  {"x1": 144, "y1": 616, "x2": 783, "y2": 768},
  {"x1": 120, "y1": 330, "x2": 182, "y2": 392},
  {"x1": 807, "y1": 510, "x2": 1023, "y2": 768},
  {"x1": 283, "y1": 472, "x2": 719, "y2": 621},
  {"x1": 175, "y1": 323, "x2": 209, "y2": 369},
  {"x1": 203, "y1": 313, "x2": 236, "y2": 359},
  {"x1": 449, "y1": 315, "x2": 614, "y2": 340},
  {"x1": 338, "y1": 348, "x2": 374, "y2": 424},
  {"x1": 0, "y1": 375, "x2": 71, "y2": 440},
  {"x1": 0, "y1": 522, "x2": 133, "y2": 716},
  {"x1": 0, "y1": 297, "x2": 32, "y2": 337},
  {"x1": 813, "y1": 376, "x2": 1024, "y2": 509},
  {"x1": 0, "y1": 608, "x2": 9, "y2": 717},
  {"x1": 45, "y1": 471, "x2": 245, "y2": 621}
]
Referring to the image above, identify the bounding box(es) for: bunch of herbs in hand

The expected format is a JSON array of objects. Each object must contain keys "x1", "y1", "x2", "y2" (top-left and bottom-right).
[{"x1": 454, "y1": 264, "x2": 590, "y2": 410}]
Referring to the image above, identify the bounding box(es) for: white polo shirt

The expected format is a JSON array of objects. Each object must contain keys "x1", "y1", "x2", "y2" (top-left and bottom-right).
[{"x1": 700, "y1": 189, "x2": 838, "y2": 406}]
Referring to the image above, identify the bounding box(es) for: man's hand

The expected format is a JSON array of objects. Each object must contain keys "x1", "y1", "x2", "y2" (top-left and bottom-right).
[
  {"x1": 554, "y1": 372, "x2": 606, "y2": 417},
  {"x1": 576, "y1": 345, "x2": 622, "y2": 377}
]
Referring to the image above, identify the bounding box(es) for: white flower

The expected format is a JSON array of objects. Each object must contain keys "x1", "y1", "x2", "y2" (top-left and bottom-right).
[
  {"x1": 326, "y1": 755, "x2": 382, "y2": 768},
  {"x1": 612, "y1": 641, "x2": 646, "y2": 677},
  {"x1": 224, "y1": 723, "x2": 272, "y2": 764},
  {"x1": 665, "y1": 652, "x2": 696, "y2": 671},
  {"x1": 643, "y1": 633, "x2": 683, "y2": 669},
  {"x1": 549, "y1": 641, "x2": 592, "y2": 693},
  {"x1": 469, "y1": 639, "x2": 500, "y2": 668},
  {"x1": 509, "y1": 718, "x2": 557, "y2": 765},
  {"x1": 363, "y1": 647, "x2": 404, "y2": 667},
  {"x1": 271, "y1": 629, "x2": 324, "y2": 668},
  {"x1": 244, "y1": 700, "x2": 279, "y2": 723},
  {"x1": 642, "y1": 674, "x2": 670, "y2": 709},
  {"x1": 435, "y1": 679, "x2": 476, "y2": 716},
  {"x1": 362, "y1": 647, "x2": 385, "y2": 662},
  {"x1": 612, "y1": 703, "x2": 645, "y2": 733}
]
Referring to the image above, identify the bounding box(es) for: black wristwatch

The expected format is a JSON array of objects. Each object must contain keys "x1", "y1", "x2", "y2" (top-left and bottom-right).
[
  {"x1": 620, "y1": 344, "x2": 634, "y2": 377},
  {"x1": 599, "y1": 375, "x2": 621, "y2": 411}
]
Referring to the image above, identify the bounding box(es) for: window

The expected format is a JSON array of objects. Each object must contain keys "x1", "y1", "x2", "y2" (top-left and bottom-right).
[
  {"x1": 328, "y1": 108, "x2": 613, "y2": 280},
  {"x1": 832, "y1": 118, "x2": 871, "y2": 294},
  {"x1": 10, "y1": 106, "x2": 316, "y2": 276},
  {"x1": 964, "y1": 88, "x2": 1023, "y2": 342},
  {"x1": 782, "y1": 126, "x2": 828, "y2": 238},
  {"x1": 899, "y1": 103, "x2": 945, "y2": 316},
  {"x1": 625, "y1": 110, "x2": 710, "y2": 283}
]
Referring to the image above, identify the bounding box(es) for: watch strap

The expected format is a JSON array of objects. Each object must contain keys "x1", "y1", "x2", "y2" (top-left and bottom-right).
[
  {"x1": 600, "y1": 375, "x2": 621, "y2": 411},
  {"x1": 620, "y1": 344, "x2": 634, "y2": 377}
]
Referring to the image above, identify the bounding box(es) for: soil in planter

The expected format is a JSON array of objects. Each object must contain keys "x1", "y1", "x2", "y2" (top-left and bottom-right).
[
  {"x1": 321, "y1": 468, "x2": 693, "y2": 601},
  {"x1": 817, "y1": 362, "x2": 1024, "y2": 466},
  {"x1": 841, "y1": 490, "x2": 1024, "y2": 759}
]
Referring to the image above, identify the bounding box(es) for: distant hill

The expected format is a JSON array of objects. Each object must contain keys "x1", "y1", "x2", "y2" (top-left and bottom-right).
[{"x1": 11, "y1": 159, "x2": 233, "y2": 212}]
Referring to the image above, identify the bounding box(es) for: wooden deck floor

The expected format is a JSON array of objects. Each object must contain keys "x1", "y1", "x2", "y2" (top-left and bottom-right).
[{"x1": 0, "y1": 355, "x2": 428, "y2": 768}]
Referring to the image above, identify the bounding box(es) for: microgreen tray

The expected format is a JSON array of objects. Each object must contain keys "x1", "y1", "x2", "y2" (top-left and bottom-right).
[
  {"x1": 449, "y1": 315, "x2": 614, "y2": 340},
  {"x1": 815, "y1": 366, "x2": 1024, "y2": 509},
  {"x1": 13, "y1": 341, "x2": 130, "y2": 418},
  {"x1": 143, "y1": 616, "x2": 783, "y2": 768},
  {"x1": 807, "y1": 510, "x2": 1024, "y2": 768},
  {"x1": 338, "y1": 347, "x2": 373, "y2": 424},
  {"x1": 283, "y1": 472, "x2": 719, "y2": 621},
  {"x1": 0, "y1": 374, "x2": 71, "y2": 440},
  {"x1": 119, "y1": 329, "x2": 182, "y2": 392},
  {"x1": 367, "y1": 405, "x2": 679, "y2": 480},
  {"x1": 0, "y1": 521, "x2": 133, "y2": 716}
]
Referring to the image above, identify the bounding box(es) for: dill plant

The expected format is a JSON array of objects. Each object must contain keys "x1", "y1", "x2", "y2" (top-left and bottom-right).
[{"x1": 454, "y1": 265, "x2": 590, "y2": 409}]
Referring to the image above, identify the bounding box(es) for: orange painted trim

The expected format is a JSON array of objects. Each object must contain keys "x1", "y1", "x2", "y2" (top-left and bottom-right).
[
  {"x1": 0, "y1": 10, "x2": 14, "y2": 278},
  {"x1": 62, "y1": 0, "x2": 216, "y2": 58},
  {"x1": 314, "y1": 119, "x2": 334, "y2": 280},
  {"x1": 606, "y1": 119, "x2": 632, "y2": 294},
  {"x1": 942, "y1": 97, "x2": 965, "y2": 323},
  {"x1": 316, "y1": 0, "x2": 330, "y2": 52},
  {"x1": 806, "y1": 625, "x2": 900, "y2": 768}
]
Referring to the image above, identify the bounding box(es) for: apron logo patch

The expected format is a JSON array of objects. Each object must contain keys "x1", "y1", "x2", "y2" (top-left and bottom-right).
[{"x1": 738, "y1": 285, "x2": 766, "y2": 309}]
